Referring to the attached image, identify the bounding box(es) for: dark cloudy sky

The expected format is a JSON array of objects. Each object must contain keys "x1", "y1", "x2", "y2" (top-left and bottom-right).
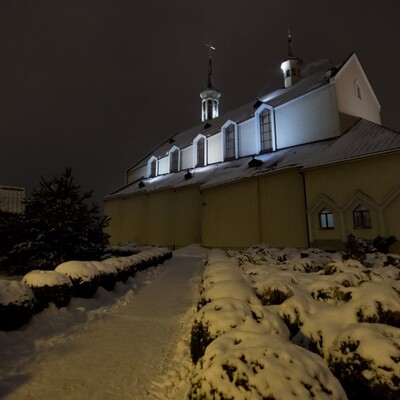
[{"x1": 0, "y1": 0, "x2": 399, "y2": 207}]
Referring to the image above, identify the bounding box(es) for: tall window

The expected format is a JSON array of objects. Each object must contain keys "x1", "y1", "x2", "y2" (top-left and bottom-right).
[
  {"x1": 150, "y1": 159, "x2": 157, "y2": 177},
  {"x1": 353, "y1": 205, "x2": 371, "y2": 228},
  {"x1": 319, "y1": 208, "x2": 334, "y2": 229},
  {"x1": 225, "y1": 124, "x2": 236, "y2": 160},
  {"x1": 196, "y1": 137, "x2": 205, "y2": 167},
  {"x1": 260, "y1": 109, "x2": 272, "y2": 152},
  {"x1": 170, "y1": 148, "x2": 179, "y2": 173}
]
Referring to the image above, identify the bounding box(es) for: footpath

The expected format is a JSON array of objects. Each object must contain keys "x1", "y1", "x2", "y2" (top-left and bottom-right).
[{"x1": 0, "y1": 245, "x2": 208, "y2": 400}]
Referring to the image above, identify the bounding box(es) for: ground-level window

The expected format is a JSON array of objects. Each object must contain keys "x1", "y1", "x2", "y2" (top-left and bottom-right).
[
  {"x1": 196, "y1": 137, "x2": 205, "y2": 167},
  {"x1": 170, "y1": 148, "x2": 179, "y2": 173},
  {"x1": 225, "y1": 124, "x2": 236, "y2": 160},
  {"x1": 260, "y1": 109, "x2": 272, "y2": 153},
  {"x1": 353, "y1": 204, "x2": 371, "y2": 228},
  {"x1": 319, "y1": 208, "x2": 334, "y2": 229}
]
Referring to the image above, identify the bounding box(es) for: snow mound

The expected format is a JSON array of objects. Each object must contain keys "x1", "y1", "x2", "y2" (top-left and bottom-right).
[
  {"x1": 328, "y1": 323, "x2": 400, "y2": 399},
  {"x1": 0, "y1": 280, "x2": 34, "y2": 306},
  {"x1": 22, "y1": 270, "x2": 72, "y2": 288},
  {"x1": 55, "y1": 261, "x2": 100, "y2": 282},
  {"x1": 190, "y1": 330, "x2": 347, "y2": 400}
]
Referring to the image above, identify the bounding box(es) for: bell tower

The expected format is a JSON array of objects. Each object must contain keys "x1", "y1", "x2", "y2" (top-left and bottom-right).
[
  {"x1": 280, "y1": 30, "x2": 303, "y2": 88},
  {"x1": 200, "y1": 43, "x2": 221, "y2": 122}
]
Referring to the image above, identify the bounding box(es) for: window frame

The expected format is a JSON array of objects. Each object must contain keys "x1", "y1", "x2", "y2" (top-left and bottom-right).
[
  {"x1": 353, "y1": 204, "x2": 371, "y2": 229},
  {"x1": 222, "y1": 122, "x2": 237, "y2": 161},
  {"x1": 169, "y1": 146, "x2": 180, "y2": 173},
  {"x1": 319, "y1": 208, "x2": 335, "y2": 230}
]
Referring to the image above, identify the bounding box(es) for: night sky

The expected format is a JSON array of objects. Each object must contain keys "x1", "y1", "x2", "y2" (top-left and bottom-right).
[{"x1": 0, "y1": 0, "x2": 399, "y2": 207}]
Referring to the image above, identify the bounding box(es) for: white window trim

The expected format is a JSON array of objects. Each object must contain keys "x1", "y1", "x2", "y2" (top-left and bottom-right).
[
  {"x1": 168, "y1": 145, "x2": 181, "y2": 173},
  {"x1": 193, "y1": 134, "x2": 207, "y2": 168},
  {"x1": 221, "y1": 120, "x2": 238, "y2": 161},
  {"x1": 254, "y1": 104, "x2": 275, "y2": 154},
  {"x1": 147, "y1": 156, "x2": 158, "y2": 178}
]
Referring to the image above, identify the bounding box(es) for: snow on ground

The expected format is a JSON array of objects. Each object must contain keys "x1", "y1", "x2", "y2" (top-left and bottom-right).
[
  {"x1": 0, "y1": 245, "x2": 209, "y2": 400},
  {"x1": 1, "y1": 244, "x2": 399, "y2": 399}
]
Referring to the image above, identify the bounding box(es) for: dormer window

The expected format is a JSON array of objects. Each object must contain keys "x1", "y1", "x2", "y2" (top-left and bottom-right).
[
  {"x1": 224, "y1": 123, "x2": 236, "y2": 161},
  {"x1": 196, "y1": 137, "x2": 205, "y2": 167},
  {"x1": 260, "y1": 109, "x2": 272, "y2": 153},
  {"x1": 150, "y1": 159, "x2": 157, "y2": 177},
  {"x1": 169, "y1": 147, "x2": 180, "y2": 173},
  {"x1": 147, "y1": 156, "x2": 158, "y2": 178}
]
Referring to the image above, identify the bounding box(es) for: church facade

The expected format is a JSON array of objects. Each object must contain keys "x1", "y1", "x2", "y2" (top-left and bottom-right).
[{"x1": 104, "y1": 40, "x2": 400, "y2": 252}]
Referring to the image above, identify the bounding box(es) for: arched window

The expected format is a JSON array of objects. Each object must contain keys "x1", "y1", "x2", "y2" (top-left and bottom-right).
[
  {"x1": 150, "y1": 158, "x2": 157, "y2": 177},
  {"x1": 353, "y1": 204, "x2": 371, "y2": 228},
  {"x1": 196, "y1": 137, "x2": 205, "y2": 167},
  {"x1": 170, "y1": 148, "x2": 180, "y2": 173},
  {"x1": 225, "y1": 123, "x2": 236, "y2": 160},
  {"x1": 354, "y1": 80, "x2": 362, "y2": 100},
  {"x1": 260, "y1": 109, "x2": 272, "y2": 153},
  {"x1": 319, "y1": 208, "x2": 334, "y2": 229}
]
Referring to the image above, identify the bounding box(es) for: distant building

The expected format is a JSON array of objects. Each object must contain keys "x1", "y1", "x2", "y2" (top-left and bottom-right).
[
  {"x1": 0, "y1": 186, "x2": 25, "y2": 214},
  {"x1": 105, "y1": 35, "x2": 400, "y2": 252}
]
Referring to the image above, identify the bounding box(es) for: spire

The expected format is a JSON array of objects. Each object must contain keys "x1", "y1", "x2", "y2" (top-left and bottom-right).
[
  {"x1": 287, "y1": 29, "x2": 293, "y2": 58},
  {"x1": 205, "y1": 42, "x2": 215, "y2": 89},
  {"x1": 280, "y1": 29, "x2": 303, "y2": 88},
  {"x1": 200, "y1": 42, "x2": 221, "y2": 122}
]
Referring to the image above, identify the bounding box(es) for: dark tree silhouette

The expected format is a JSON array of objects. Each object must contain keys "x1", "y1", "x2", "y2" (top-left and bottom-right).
[{"x1": 3, "y1": 168, "x2": 109, "y2": 274}]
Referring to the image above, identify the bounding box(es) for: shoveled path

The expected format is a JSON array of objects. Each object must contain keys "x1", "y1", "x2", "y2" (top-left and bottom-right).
[{"x1": 2, "y1": 247, "x2": 207, "y2": 400}]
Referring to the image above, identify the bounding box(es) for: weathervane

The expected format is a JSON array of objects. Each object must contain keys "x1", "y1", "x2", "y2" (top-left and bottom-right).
[{"x1": 205, "y1": 42, "x2": 216, "y2": 58}]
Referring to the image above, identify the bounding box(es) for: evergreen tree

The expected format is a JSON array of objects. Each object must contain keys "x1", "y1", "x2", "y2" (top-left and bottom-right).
[{"x1": 5, "y1": 168, "x2": 109, "y2": 274}]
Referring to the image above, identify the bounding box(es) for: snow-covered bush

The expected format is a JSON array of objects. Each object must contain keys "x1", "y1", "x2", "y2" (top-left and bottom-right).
[
  {"x1": 189, "y1": 330, "x2": 347, "y2": 400},
  {"x1": 0, "y1": 280, "x2": 35, "y2": 331},
  {"x1": 22, "y1": 270, "x2": 73, "y2": 310},
  {"x1": 90, "y1": 261, "x2": 117, "y2": 291},
  {"x1": 55, "y1": 261, "x2": 100, "y2": 298},
  {"x1": 328, "y1": 323, "x2": 400, "y2": 400}
]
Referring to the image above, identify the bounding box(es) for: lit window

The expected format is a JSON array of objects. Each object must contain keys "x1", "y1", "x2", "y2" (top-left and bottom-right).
[
  {"x1": 150, "y1": 159, "x2": 157, "y2": 177},
  {"x1": 260, "y1": 109, "x2": 272, "y2": 153},
  {"x1": 225, "y1": 124, "x2": 236, "y2": 160},
  {"x1": 353, "y1": 205, "x2": 371, "y2": 228},
  {"x1": 319, "y1": 208, "x2": 334, "y2": 229},
  {"x1": 196, "y1": 137, "x2": 205, "y2": 167},
  {"x1": 170, "y1": 148, "x2": 179, "y2": 173}
]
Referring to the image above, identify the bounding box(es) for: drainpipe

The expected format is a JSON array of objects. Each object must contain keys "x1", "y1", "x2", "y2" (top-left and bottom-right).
[{"x1": 299, "y1": 170, "x2": 311, "y2": 248}]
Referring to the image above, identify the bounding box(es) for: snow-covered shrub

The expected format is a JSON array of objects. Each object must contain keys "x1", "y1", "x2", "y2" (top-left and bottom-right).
[
  {"x1": 0, "y1": 280, "x2": 35, "y2": 331},
  {"x1": 189, "y1": 330, "x2": 347, "y2": 400},
  {"x1": 55, "y1": 261, "x2": 100, "y2": 298},
  {"x1": 91, "y1": 261, "x2": 117, "y2": 291},
  {"x1": 328, "y1": 323, "x2": 400, "y2": 400},
  {"x1": 352, "y1": 282, "x2": 400, "y2": 328},
  {"x1": 22, "y1": 270, "x2": 72, "y2": 310},
  {"x1": 102, "y1": 257, "x2": 132, "y2": 282},
  {"x1": 256, "y1": 279, "x2": 294, "y2": 305}
]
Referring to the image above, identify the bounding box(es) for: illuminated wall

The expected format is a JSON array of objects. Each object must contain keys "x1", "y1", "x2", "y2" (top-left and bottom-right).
[{"x1": 275, "y1": 84, "x2": 341, "y2": 149}]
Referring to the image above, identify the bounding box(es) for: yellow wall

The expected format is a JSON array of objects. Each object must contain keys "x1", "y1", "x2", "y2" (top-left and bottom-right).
[
  {"x1": 257, "y1": 170, "x2": 309, "y2": 248},
  {"x1": 202, "y1": 171, "x2": 308, "y2": 249},
  {"x1": 202, "y1": 179, "x2": 259, "y2": 248},
  {"x1": 104, "y1": 186, "x2": 202, "y2": 248},
  {"x1": 305, "y1": 153, "x2": 400, "y2": 246}
]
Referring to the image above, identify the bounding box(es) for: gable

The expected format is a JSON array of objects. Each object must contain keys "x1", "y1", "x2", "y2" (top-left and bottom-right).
[{"x1": 333, "y1": 53, "x2": 381, "y2": 125}]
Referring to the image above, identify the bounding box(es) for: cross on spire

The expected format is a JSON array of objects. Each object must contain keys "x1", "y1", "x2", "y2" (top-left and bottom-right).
[{"x1": 205, "y1": 42, "x2": 216, "y2": 58}]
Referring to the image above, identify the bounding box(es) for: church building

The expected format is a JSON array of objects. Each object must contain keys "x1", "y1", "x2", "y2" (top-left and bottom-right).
[{"x1": 104, "y1": 36, "x2": 400, "y2": 252}]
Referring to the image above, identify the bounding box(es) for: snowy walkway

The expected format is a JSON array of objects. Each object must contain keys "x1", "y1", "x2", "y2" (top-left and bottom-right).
[{"x1": 0, "y1": 246, "x2": 208, "y2": 400}]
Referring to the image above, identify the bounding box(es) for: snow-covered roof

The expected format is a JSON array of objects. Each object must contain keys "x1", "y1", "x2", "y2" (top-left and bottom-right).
[
  {"x1": 127, "y1": 58, "x2": 343, "y2": 173},
  {"x1": 108, "y1": 119, "x2": 400, "y2": 198}
]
